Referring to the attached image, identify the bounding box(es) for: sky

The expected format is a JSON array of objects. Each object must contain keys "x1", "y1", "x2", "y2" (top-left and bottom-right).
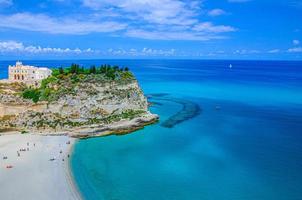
[{"x1": 0, "y1": 0, "x2": 301, "y2": 60}]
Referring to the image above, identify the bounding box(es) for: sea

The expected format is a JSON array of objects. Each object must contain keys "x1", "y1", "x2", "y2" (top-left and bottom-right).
[{"x1": 1, "y1": 60, "x2": 302, "y2": 200}]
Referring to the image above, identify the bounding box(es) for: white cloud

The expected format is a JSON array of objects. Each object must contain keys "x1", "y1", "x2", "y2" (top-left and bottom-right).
[
  {"x1": 193, "y1": 22, "x2": 236, "y2": 33},
  {"x1": 0, "y1": 41, "x2": 95, "y2": 54},
  {"x1": 208, "y1": 9, "x2": 226, "y2": 17},
  {"x1": 234, "y1": 49, "x2": 260, "y2": 54},
  {"x1": 268, "y1": 49, "x2": 280, "y2": 53},
  {"x1": 125, "y1": 29, "x2": 225, "y2": 41},
  {"x1": 288, "y1": 47, "x2": 302, "y2": 53},
  {"x1": 0, "y1": 13, "x2": 127, "y2": 35},
  {"x1": 107, "y1": 47, "x2": 176, "y2": 56},
  {"x1": 83, "y1": 0, "x2": 201, "y2": 26},
  {"x1": 0, "y1": 41, "x2": 23, "y2": 51},
  {"x1": 0, "y1": 1, "x2": 237, "y2": 41},
  {"x1": 0, "y1": 40, "x2": 177, "y2": 57},
  {"x1": 293, "y1": 39, "x2": 300, "y2": 45},
  {"x1": 0, "y1": 0, "x2": 12, "y2": 6},
  {"x1": 81, "y1": 0, "x2": 236, "y2": 40},
  {"x1": 124, "y1": 21, "x2": 236, "y2": 41}
]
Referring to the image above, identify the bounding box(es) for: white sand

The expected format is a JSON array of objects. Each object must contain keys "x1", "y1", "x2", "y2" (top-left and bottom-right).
[{"x1": 0, "y1": 134, "x2": 82, "y2": 200}]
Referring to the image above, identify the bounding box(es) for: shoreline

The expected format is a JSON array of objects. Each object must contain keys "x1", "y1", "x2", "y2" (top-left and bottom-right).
[
  {"x1": 1, "y1": 113, "x2": 159, "y2": 139},
  {"x1": 65, "y1": 139, "x2": 83, "y2": 200},
  {"x1": 0, "y1": 133, "x2": 82, "y2": 200},
  {"x1": 0, "y1": 113, "x2": 158, "y2": 200}
]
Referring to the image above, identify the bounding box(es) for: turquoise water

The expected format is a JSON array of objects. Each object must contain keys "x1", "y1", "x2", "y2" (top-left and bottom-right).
[
  {"x1": 69, "y1": 60, "x2": 302, "y2": 200},
  {"x1": 1, "y1": 60, "x2": 302, "y2": 199}
]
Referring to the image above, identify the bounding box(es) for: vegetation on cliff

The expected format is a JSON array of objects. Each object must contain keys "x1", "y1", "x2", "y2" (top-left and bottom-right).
[
  {"x1": 28, "y1": 109, "x2": 147, "y2": 130},
  {"x1": 22, "y1": 64, "x2": 134, "y2": 103}
]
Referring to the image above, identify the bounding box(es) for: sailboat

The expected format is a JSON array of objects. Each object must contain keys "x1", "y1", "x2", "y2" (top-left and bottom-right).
[{"x1": 229, "y1": 64, "x2": 233, "y2": 69}]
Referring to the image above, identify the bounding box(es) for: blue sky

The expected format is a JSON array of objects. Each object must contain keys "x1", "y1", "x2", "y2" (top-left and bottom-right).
[{"x1": 0, "y1": 0, "x2": 301, "y2": 60}]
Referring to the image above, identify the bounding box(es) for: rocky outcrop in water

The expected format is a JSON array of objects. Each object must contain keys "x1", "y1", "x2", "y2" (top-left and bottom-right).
[{"x1": 148, "y1": 94, "x2": 200, "y2": 128}]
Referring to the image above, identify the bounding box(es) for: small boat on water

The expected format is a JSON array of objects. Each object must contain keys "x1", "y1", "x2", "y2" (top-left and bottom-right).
[{"x1": 229, "y1": 64, "x2": 233, "y2": 69}]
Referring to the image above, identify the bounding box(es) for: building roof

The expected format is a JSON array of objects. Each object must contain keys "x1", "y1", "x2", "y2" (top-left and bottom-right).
[{"x1": 9, "y1": 62, "x2": 51, "y2": 71}]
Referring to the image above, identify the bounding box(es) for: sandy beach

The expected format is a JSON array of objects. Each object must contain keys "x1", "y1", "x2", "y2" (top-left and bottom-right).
[{"x1": 0, "y1": 133, "x2": 81, "y2": 200}]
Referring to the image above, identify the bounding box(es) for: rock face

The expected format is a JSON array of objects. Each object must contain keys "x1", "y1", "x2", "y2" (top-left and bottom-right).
[{"x1": 0, "y1": 75, "x2": 158, "y2": 137}]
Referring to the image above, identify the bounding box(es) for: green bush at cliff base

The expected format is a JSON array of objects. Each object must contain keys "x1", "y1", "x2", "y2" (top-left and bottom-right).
[
  {"x1": 22, "y1": 88, "x2": 41, "y2": 103},
  {"x1": 21, "y1": 130, "x2": 29, "y2": 134}
]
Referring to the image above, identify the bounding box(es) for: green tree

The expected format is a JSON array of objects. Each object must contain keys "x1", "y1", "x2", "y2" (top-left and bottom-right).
[
  {"x1": 70, "y1": 64, "x2": 80, "y2": 74},
  {"x1": 113, "y1": 66, "x2": 119, "y2": 71},
  {"x1": 90, "y1": 65, "x2": 97, "y2": 74},
  {"x1": 59, "y1": 67, "x2": 64, "y2": 74},
  {"x1": 106, "y1": 70, "x2": 116, "y2": 80},
  {"x1": 70, "y1": 63, "x2": 76, "y2": 74},
  {"x1": 80, "y1": 67, "x2": 85, "y2": 74},
  {"x1": 99, "y1": 65, "x2": 106, "y2": 74}
]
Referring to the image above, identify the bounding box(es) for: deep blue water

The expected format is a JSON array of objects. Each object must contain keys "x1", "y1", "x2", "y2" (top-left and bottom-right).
[{"x1": 1, "y1": 60, "x2": 302, "y2": 200}]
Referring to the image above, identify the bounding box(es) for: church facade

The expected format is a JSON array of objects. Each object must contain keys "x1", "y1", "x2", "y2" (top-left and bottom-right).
[{"x1": 8, "y1": 61, "x2": 52, "y2": 85}]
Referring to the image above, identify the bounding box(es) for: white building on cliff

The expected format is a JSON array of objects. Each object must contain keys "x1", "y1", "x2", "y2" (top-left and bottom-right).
[{"x1": 8, "y1": 61, "x2": 52, "y2": 86}]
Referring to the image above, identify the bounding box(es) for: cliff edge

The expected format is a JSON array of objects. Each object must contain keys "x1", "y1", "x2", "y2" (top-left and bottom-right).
[{"x1": 0, "y1": 65, "x2": 158, "y2": 138}]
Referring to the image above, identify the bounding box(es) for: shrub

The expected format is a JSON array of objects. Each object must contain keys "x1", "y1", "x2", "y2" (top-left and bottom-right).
[
  {"x1": 41, "y1": 76, "x2": 58, "y2": 89},
  {"x1": 40, "y1": 88, "x2": 53, "y2": 101},
  {"x1": 22, "y1": 88, "x2": 41, "y2": 103},
  {"x1": 21, "y1": 130, "x2": 28, "y2": 134},
  {"x1": 121, "y1": 71, "x2": 134, "y2": 80},
  {"x1": 52, "y1": 69, "x2": 60, "y2": 77}
]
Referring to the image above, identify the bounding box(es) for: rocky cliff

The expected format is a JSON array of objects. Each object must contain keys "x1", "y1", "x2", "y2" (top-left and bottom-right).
[{"x1": 0, "y1": 67, "x2": 158, "y2": 137}]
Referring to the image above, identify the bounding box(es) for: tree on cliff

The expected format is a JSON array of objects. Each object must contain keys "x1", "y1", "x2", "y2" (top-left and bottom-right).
[
  {"x1": 70, "y1": 64, "x2": 80, "y2": 74},
  {"x1": 90, "y1": 65, "x2": 97, "y2": 74},
  {"x1": 59, "y1": 67, "x2": 64, "y2": 74}
]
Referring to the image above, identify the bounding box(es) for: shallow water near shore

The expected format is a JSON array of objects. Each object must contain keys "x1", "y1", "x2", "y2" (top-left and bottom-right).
[{"x1": 2, "y1": 60, "x2": 302, "y2": 200}]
